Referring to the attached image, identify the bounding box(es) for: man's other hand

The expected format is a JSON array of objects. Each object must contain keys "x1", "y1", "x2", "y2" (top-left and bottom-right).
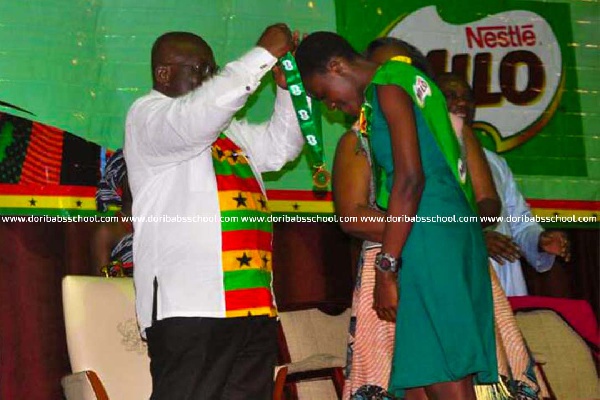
[
  {"x1": 258, "y1": 23, "x2": 293, "y2": 59},
  {"x1": 272, "y1": 65, "x2": 287, "y2": 89},
  {"x1": 539, "y1": 231, "x2": 571, "y2": 262}
]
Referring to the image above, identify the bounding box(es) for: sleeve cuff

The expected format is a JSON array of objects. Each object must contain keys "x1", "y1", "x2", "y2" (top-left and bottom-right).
[
  {"x1": 534, "y1": 252, "x2": 556, "y2": 272},
  {"x1": 275, "y1": 86, "x2": 294, "y2": 110},
  {"x1": 238, "y1": 47, "x2": 278, "y2": 79}
]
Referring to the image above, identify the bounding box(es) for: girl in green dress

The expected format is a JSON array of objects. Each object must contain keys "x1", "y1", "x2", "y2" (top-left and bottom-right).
[{"x1": 296, "y1": 32, "x2": 498, "y2": 400}]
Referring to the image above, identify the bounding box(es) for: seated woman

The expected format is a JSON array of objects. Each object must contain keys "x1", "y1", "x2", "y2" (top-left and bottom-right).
[
  {"x1": 297, "y1": 32, "x2": 499, "y2": 399},
  {"x1": 92, "y1": 149, "x2": 133, "y2": 277}
]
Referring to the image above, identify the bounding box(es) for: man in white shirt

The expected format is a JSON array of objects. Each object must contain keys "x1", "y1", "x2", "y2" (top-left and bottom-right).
[
  {"x1": 437, "y1": 73, "x2": 570, "y2": 296},
  {"x1": 124, "y1": 25, "x2": 303, "y2": 399}
]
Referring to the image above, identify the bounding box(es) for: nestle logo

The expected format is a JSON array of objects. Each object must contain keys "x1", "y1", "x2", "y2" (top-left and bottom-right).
[{"x1": 466, "y1": 24, "x2": 536, "y2": 49}]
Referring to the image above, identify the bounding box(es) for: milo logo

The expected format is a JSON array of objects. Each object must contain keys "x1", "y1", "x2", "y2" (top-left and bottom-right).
[
  {"x1": 413, "y1": 76, "x2": 431, "y2": 108},
  {"x1": 388, "y1": 6, "x2": 564, "y2": 152}
]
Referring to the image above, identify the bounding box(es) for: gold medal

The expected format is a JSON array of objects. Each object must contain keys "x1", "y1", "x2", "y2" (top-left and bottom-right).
[{"x1": 312, "y1": 165, "x2": 331, "y2": 189}]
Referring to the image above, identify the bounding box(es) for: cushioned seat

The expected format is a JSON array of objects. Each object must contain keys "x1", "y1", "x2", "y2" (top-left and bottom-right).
[
  {"x1": 515, "y1": 309, "x2": 600, "y2": 400},
  {"x1": 278, "y1": 308, "x2": 351, "y2": 399}
]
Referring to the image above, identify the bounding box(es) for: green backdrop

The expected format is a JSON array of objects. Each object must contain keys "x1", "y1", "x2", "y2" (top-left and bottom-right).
[
  {"x1": 0, "y1": 0, "x2": 341, "y2": 192},
  {"x1": 336, "y1": 0, "x2": 599, "y2": 203},
  {"x1": 0, "y1": 0, "x2": 597, "y2": 202}
]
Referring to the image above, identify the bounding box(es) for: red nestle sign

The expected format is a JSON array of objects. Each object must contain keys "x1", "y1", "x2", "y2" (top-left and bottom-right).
[{"x1": 466, "y1": 24, "x2": 536, "y2": 49}]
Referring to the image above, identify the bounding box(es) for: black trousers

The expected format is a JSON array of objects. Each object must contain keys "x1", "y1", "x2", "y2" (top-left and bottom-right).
[{"x1": 146, "y1": 316, "x2": 277, "y2": 400}]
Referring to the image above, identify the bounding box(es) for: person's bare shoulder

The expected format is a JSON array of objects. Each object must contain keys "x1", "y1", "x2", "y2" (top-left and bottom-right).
[{"x1": 336, "y1": 130, "x2": 364, "y2": 159}]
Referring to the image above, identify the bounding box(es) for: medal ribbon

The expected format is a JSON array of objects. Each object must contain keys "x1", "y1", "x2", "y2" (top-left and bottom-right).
[{"x1": 279, "y1": 52, "x2": 330, "y2": 189}]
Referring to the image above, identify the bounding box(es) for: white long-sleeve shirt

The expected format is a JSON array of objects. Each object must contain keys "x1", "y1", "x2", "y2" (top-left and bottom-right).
[
  {"x1": 124, "y1": 47, "x2": 303, "y2": 334},
  {"x1": 484, "y1": 149, "x2": 555, "y2": 296}
]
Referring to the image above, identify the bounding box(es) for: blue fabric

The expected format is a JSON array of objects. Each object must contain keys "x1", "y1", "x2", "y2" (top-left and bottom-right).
[
  {"x1": 484, "y1": 149, "x2": 555, "y2": 296},
  {"x1": 96, "y1": 148, "x2": 126, "y2": 212}
]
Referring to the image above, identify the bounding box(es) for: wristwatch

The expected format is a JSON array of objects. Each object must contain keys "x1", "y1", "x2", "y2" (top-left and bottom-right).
[{"x1": 375, "y1": 252, "x2": 401, "y2": 273}]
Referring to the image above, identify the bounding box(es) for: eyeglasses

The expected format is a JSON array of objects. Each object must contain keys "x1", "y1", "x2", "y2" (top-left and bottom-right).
[{"x1": 162, "y1": 63, "x2": 219, "y2": 78}]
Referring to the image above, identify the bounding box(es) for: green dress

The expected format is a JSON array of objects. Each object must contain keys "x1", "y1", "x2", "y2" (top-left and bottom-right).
[{"x1": 365, "y1": 61, "x2": 498, "y2": 397}]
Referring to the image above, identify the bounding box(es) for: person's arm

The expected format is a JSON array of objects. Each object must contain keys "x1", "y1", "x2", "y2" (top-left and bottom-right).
[
  {"x1": 227, "y1": 85, "x2": 304, "y2": 173},
  {"x1": 332, "y1": 131, "x2": 385, "y2": 242},
  {"x1": 90, "y1": 223, "x2": 119, "y2": 272},
  {"x1": 515, "y1": 224, "x2": 555, "y2": 272},
  {"x1": 473, "y1": 150, "x2": 521, "y2": 264},
  {"x1": 379, "y1": 85, "x2": 424, "y2": 261},
  {"x1": 130, "y1": 25, "x2": 294, "y2": 166},
  {"x1": 375, "y1": 85, "x2": 425, "y2": 322},
  {"x1": 499, "y1": 158, "x2": 557, "y2": 271},
  {"x1": 130, "y1": 47, "x2": 280, "y2": 166},
  {"x1": 462, "y1": 124, "x2": 501, "y2": 225}
]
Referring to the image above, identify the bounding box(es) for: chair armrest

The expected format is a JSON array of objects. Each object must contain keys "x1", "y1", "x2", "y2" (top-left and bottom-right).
[
  {"x1": 61, "y1": 371, "x2": 109, "y2": 400},
  {"x1": 286, "y1": 353, "x2": 345, "y2": 374}
]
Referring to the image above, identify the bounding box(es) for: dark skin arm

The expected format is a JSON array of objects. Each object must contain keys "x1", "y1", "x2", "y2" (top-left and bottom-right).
[
  {"x1": 374, "y1": 85, "x2": 425, "y2": 323},
  {"x1": 461, "y1": 123, "x2": 501, "y2": 225},
  {"x1": 459, "y1": 122, "x2": 522, "y2": 261},
  {"x1": 91, "y1": 224, "x2": 114, "y2": 269},
  {"x1": 332, "y1": 131, "x2": 385, "y2": 242},
  {"x1": 90, "y1": 222, "x2": 128, "y2": 273}
]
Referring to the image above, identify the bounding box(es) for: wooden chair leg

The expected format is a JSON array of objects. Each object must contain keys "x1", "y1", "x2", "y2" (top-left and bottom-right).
[
  {"x1": 273, "y1": 366, "x2": 288, "y2": 400},
  {"x1": 332, "y1": 367, "x2": 345, "y2": 399},
  {"x1": 86, "y1": 371, "x2": 109, "y2": 400}
]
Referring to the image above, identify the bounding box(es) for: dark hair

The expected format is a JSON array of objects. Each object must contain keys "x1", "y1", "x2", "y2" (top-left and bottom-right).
[
  {"x1": 365, "y1": 37, "x2": 434, "y2": 78},
  {"x1": 436, "y1": 72, "x2": 473, "y2": 93},
  {"x1": 151, "y1": 31, "x2": 210, "y2": 71},
  {"x1": 295, "y1": 31, "x2": 361, "y2": 78}
]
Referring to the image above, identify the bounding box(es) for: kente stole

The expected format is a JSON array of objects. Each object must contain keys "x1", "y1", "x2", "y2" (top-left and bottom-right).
[{"x1": 212, "y1": 133, "x2": 276, "y2": 318}]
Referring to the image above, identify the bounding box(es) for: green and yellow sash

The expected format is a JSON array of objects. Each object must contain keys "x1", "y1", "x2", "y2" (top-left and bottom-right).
[{"x1": 360, "y1": 57, "x2": 477, "y2": 213}]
